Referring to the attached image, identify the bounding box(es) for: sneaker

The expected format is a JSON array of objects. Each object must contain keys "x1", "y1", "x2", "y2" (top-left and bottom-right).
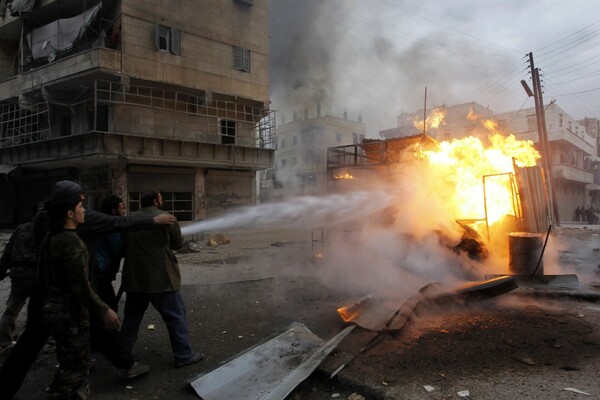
[
  {"x1": 126, "y1": 361, "x2": 150, "y2": 379},
  {"x1": 174, "y1": 352, "x2": 204, "y2": 368}
]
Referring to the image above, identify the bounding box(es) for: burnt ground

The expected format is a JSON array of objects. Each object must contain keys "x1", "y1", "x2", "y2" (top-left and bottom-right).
[{"x1": 1, "y1": 226, "x2": 600, "y2": 400}]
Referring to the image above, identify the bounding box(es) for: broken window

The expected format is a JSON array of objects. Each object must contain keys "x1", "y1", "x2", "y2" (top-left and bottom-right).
[{"x1": 220, "y1": 119, "x2": 236, "y2": 144}]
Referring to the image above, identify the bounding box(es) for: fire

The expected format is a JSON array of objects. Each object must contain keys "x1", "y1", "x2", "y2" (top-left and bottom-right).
[
  {"x1": 417, "y1": 133, "x2": 540, "y2": 228},
  {"x1": 413, "y1": 107, "x2": 447, "y2": 132},
  {"x1": 334, "y1": 172, "x2": 355, "y2": 180}
]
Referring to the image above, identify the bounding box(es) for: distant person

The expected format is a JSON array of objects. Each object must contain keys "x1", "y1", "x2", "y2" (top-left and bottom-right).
[
  {"x1": 0, "y1": 181, "x2": 176, "y2": 399},
  {"x1": 121, "y1": 190, "x2": 203, "y2": 368},
  {"x1": 574, "y1": 206, "x2": 581, "y2": 222},
  {"x1": 0, "y1": 205, "x2": 43, "y2": 354},
  {"x1": 41, "y1": 187, "x2": 120, "y2": 399},
  {"x1": 95, "y1": 195, "x2": 127, "y2": 311}
]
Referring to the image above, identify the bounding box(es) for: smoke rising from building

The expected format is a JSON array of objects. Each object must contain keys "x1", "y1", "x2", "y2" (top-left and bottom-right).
[{"x1": 269, "y1": 0, "x2": 598, "y2": 134}]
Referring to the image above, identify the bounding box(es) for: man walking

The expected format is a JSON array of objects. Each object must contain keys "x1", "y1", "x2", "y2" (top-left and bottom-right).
[
  {"x1": 121, "y1": 190, "x2": 203, "y2": 368},
  {"x1": 0, "y1": 206, "x2": 42, "y2": 353},
  {"x1": 0, "y1": 181, "x2": 173, "y2": 399}
]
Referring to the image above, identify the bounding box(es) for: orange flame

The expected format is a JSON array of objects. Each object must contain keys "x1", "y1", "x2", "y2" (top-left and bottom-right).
[
  {"x1": 413, "y1": 107, "x2": 447, "y2": 132},
  {"x1": 417, "y1": 134, "x2": 540, "y2": 228},
  {"x1": 334, "y1": 172, "x2": 355, "y2": 180}
]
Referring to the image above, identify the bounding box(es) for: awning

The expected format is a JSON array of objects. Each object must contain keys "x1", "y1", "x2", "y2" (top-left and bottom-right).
[{"x1": 27, "y1": 3, "x2": 101, "y2": 60}]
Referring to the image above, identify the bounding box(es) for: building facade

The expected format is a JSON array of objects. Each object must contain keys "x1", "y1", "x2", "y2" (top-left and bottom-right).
[
  {"x1": 380, "y1": 102, "x2": 494, "y2": 141},
  {"x1": 259, "y1": 107, "x2": 366, "y2": 201},
  {"x1": 495, "y1": 104, "x2": 597, "y2": 221},
  {"x1": 0, "y1": 0, "x2": 274, "y2": 225},
  {"x1": 380, "y1": 102, "x2": 597, "y2": 223}
]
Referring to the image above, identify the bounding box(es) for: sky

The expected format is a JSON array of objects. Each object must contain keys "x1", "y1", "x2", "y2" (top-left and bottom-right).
[{"x1": 269, "y1": 0, "x2": 600, "y2": 136}]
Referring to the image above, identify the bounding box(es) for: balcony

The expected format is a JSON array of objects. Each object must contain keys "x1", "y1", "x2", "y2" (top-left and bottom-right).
[
  {"x1": 547, "y1": 127, "x2": 595, "y2": 156},
  {"x1": 551, "y1": 164, "x2": 593, "y2": 184},
  {"x1": 0, "y1": 131, "x2": 275, "y2": 171},
  {"x1": 0, "y1": 47, "x2": 122, "y2": 100}
]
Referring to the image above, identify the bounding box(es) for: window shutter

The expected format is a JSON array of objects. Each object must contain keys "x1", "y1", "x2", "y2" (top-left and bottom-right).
[
  {"x1": 154, "y1": 23, "x2": 160, "y2": 50},
  {"x1": 170, "y1": 28, "x2": 180, "y2": 55},
  {"x1": 243, "y1": 48, "x2": 250, "y2": 72},
  {"x1": 233, "y1": 46, "x2": 243, "y2": 70}
]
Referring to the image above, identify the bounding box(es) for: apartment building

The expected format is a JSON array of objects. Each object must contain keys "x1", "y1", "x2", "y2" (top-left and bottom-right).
[
  {"x1": 379, "y1": 102, "x2": 597, "y2": 222},
  {"x1": 495, "y1": 103, "x2": 596, "y2": 219},
  {"x1": 0, "y1": 0, "x2": 274, "y2": 225},
  {"x1": 380, "y1": 102, "x2": 494, "y2": 141},
  {"x1": 259, "y1": 107, "x2": 366, "y2": 201}
]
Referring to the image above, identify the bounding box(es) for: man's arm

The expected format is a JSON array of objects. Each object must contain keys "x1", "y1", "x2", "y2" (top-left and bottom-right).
[{"x1": 79, "y1": 209, "x2": 176, "y2": 237}]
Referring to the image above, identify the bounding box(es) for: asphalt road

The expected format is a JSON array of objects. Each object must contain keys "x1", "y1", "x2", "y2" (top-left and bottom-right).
[{"x1": 1, "y1": 225, "x2": 599, "y2": 400}]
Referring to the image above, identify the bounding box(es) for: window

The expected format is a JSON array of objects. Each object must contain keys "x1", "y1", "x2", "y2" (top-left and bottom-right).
[
  {"x1": 293, "y1": 136, "x2": 298, "y2": 145},
  {"x1": 281, "y1": 159, "x2": 286, "y2": 168},
  {"x1": 280, "y1": 138, "x2": 286, "y2": 148},
  {"x1": 292, "y1": 157, "x2": 297, "y2": 165},
  {"x1": 233, "y1": 46, "x2": 251, "y2": 72},
  {"x1": 298, "y1": 172, "x2": 316, "y2": 187},
  {"x1": 128, "y1": 191, "x2": 193, "y2": 221},
  {"x1": 220, "y1": 119, "x2": 236, "y2": 144},
  {"x1": 353, "y1": 132, "x2": 364, "y2": 144},
  {"x1": 155, "y1": 24, "x2": 180, "y2": 55}
]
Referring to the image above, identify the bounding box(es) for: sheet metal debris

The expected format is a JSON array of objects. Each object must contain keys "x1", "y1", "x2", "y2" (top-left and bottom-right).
[
  {"x1": 190, "y1": 322, "x2": 354, "y2": 400},
  {"x1": 336, "y1": 276, "x2": 518, "y2": 333}
]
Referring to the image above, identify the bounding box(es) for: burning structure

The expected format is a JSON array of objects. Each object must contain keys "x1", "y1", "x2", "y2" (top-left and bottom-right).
[{"x1": 322, "y1": 112, "x2": 552, "y2": 289}]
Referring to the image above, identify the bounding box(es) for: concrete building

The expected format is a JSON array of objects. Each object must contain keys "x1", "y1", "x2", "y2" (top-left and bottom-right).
[
  {"x1": 489, "y1": 103, "x2": 596, "y2": 221},
  {"x1": 259, "y1": 107, "x2": 366, "y2": 201},
  {"x1": 380, "y1": 102, "x2": 494, "y2": 141},
  {"x1": 578, "y1": 117, "x2": 600, "y2": 209},
  {"x1": 0, "y1": 0, "x2": 275, "y2": 226}
]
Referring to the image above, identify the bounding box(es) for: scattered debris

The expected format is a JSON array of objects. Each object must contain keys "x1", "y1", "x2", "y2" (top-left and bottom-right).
[
  {"x1": 147, "y1": 324, "x2": 155, "y2": 330},
  {"x1": 271, "y1": 241, "x2": 291, "y2": 247},
  {"x1": 510, "y1": 356, "x2": 536, "y2": 366},
  {"x1": 331, "y1": 394, "x2": 340, "y2": 398},
  {"x1": 207, "y1": 233, "x2": 230, "y2": 246},
  {"x1": 347, "y1": 393, "x2": 365, "y2": 400},
  {"x1": 457, "y1": 389, "x2": 471, "y2": 399},
  {"x1": 190, "y1": 323, "x2": 354, "y2": 400},
  {"x1": 563, "y1": 387, "x2": 591, "y2": 396},
  {"x1": 423, "y1": 385, "x2": 435, "y2": 392}
]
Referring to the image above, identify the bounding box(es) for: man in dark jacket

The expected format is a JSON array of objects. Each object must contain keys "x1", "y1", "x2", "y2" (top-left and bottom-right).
[
  {"x1": 121, "y1": 190, "x2": 203, "y2": 368},
  {"x1": 0, "y1": 181, "x2": 176, "y2": 399},
  {"x1": 0, "y1": 207, "x2": 41, "y2": 353},
  {"x1": 94, "y1": 195, "x2": 127, "y2": 311}
]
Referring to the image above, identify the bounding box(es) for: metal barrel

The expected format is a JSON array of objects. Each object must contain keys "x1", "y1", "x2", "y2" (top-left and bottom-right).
[{"x1": 508, "y1": 232, "x2": 544, "y2": 276}]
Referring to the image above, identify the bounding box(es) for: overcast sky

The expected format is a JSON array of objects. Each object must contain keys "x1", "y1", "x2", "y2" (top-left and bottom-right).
[{"x1": 269, "y1": 0, "x2": 600, "y2": 136}]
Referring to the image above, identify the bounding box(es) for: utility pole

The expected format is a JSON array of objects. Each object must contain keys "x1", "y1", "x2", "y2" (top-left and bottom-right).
[
  {"x1": 527, "y1": 52, "x2": 560, "y2": 227},
  {"x1": 423, "y1": 87, "x2": 427, "y2": 135}
]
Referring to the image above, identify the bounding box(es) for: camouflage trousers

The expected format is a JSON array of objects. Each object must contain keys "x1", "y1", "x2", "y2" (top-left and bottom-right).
[{"x1": 47, "y1": 317, "x2": 91, "y2": 400}]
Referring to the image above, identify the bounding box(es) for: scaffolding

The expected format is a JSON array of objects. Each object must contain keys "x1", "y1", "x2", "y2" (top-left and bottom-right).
[
  {"x1": 0, "y1": 79, "x2": 276, "y2": 150},
  {"x1": 0, "y1": 101, "x2": 51, "y2": 148},
  {"x1": 94, "y1": 80, "x2": 275, "y2": 148}
]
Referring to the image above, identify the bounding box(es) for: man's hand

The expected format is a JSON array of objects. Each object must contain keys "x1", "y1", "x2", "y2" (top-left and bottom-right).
[
  {"x1": 102, "y1": 308, "x2": 121, "y2": 331},
  {"x1": 153, "y1": 214, "x2": 177, "y2": 225}
]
